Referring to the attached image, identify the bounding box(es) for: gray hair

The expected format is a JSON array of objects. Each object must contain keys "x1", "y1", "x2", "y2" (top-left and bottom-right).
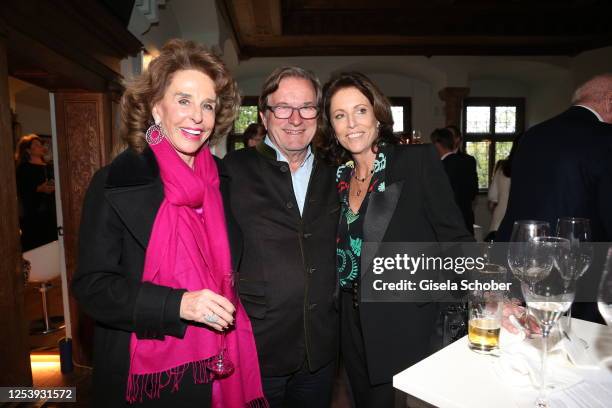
[{"x1": 571, "y1": 73, "x2": 612, "y2": 105}]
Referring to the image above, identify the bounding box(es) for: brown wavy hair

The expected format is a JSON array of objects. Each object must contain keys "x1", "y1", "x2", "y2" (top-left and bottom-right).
[
  {"x1": 316, "y1": 71, "x2": 401, "y2": 165},
  {"x1": 15, "y1": 134, "x2": 42, "y2": 165},
  {"x1": 120, "y1": 39, "x2": 240, "y2": 153}
]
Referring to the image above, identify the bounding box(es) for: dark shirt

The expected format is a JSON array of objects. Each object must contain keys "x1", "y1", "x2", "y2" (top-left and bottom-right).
[
  {"x1": 336, "y1": 147, "x2": 387, "y2": 289},
  {"x1": 16, "y1": 161, "x2": 57, "y2": 250}
]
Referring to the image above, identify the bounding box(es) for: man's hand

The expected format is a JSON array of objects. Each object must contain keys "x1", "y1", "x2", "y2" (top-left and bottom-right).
[{"x1": 502, "y1": 298, "x2": 540, "y2": 336}]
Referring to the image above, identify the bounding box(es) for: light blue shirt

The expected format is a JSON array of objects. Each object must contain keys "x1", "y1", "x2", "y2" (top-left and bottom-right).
[{"x1": 265, "y1": 136, "x2": 314, "y2": 215}]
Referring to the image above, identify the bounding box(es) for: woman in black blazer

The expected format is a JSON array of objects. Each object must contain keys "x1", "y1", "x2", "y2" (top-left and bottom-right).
[
  {"x1": 317, "y1": 72, "x2": 474, "y2": 407},
  {"x1": 72, "y1": 40, "x2": 265, "y2": 407}
]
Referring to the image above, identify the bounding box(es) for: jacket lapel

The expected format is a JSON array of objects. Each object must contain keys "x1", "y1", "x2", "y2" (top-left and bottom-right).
[
  {"x1": 301, "y1": 158, "x2": 322, "y2": 221},
  {"x1": 361, "y1": 180, "x2": 404, "y2": 273},
  {"x1": 104, "y1": 147, "x2": 164, "y2": 249},
  {"x1": 106, "y1": 183, "x2": 164, "y2": 249},
  {"x1": 217, "y1": 159, "x2": 243, "y2": 271},
  {"x1": 362, "y1": 144, "x2": 404, "y2": 275}
]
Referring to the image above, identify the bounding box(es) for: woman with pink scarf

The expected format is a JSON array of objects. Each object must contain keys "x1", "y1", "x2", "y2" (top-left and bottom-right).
[{"x1": 72, "y1": 39, "x2": 267, "y2": 408}]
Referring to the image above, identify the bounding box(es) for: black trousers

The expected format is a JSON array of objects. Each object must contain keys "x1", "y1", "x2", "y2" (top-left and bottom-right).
[
  {"x1": 340, "y1": 291, "x2": 395, "y2": 408},
  {"x1": 261, "y1": 359, "x2": 335, "y2": 408}
]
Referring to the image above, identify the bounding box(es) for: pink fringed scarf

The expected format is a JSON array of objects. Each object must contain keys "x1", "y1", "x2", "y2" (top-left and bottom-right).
[{"x1": 126, "y1": 138, "x2": 267, "y2": 407}]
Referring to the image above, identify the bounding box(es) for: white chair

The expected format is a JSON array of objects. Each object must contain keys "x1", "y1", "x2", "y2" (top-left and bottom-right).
[{"x1": 23, "y1": 240, "x2": 65, "y2": 335}]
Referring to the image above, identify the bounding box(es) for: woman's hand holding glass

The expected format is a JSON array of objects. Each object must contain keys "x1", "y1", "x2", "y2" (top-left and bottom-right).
[{"x1": 179, "y1": 289, "x2": 235, "y2": 331}]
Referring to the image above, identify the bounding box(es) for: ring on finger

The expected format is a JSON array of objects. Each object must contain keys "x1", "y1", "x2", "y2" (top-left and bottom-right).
[{"x1": 204, "y1": 313, "x2": 219, "y2": 324}]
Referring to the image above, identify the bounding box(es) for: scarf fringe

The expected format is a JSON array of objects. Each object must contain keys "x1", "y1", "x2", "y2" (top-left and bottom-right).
[
  {"x1": 246, "y1": 397, "x2": 270, "y2": 408},
  {"x1": 126, "y1": 358, "x2": 216, "y2": 403}
]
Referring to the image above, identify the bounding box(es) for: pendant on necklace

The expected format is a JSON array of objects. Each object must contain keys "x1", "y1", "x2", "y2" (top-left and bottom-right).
[{"x1": 356, "y1": 189, "x2": 361, "y2": 197}]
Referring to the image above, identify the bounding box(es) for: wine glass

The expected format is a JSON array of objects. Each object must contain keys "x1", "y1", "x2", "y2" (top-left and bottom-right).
[
  {"x1": 411, "y1": 129, "x2": 422, "y2": 144},
  {"x1": 206, "y1": 273, "x2": 235, "y2": 378},
  {"x1": 522, "y1": 236, "x2": 575, "y2": 408},
  {"x1": 556, "y1": 217, "x2": 593, "y2": 330},
  {"x1": 556, "y1": 217, "x2": 593, "y2": 279},
  {"x1": 597, "y1": 247, "x2": 612, "y2": 326},
  {"x1": 508, "y1": 220, "x2": 551, "y2": 285}
]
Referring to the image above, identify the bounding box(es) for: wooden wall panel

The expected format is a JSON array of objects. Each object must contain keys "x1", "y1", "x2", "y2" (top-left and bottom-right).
[
  {"x1": 0, "y1": 22, "x2": 32, "y2": 386},
  {"x1": 54, "y1": 92, "x2": 111, "y2": 366}
]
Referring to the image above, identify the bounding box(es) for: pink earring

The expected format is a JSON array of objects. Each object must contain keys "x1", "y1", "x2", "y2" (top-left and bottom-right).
[{"x1": 145, "y1": 123, "x2": 164, "y2": 145}]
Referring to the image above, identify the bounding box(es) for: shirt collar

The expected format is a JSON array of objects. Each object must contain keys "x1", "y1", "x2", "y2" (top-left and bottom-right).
[
  {"x1": 264, "y1": 135, "x2": 313, "y2": 168},
  {"x1": 440, "y1": 151, "x2": 454, "y2": 161},
  {"x1": 574, "y1": 105, "x2": 604, "y2": 122}
]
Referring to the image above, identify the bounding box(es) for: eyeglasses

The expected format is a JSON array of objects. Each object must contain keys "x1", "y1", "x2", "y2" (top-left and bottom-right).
[{"x1": 265, "y1": 105, "x2": 319, "y2": 120}]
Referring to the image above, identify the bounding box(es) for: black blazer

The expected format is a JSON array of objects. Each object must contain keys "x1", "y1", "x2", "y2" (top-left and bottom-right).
[
  {"x1": 359, "y1": 144, "x2": 474, "y2": 385},
  {"x1": 442, "y1": 152, "x2": 478, "y2": 234},
  {"x1": 71, "y1": 147, "x2": 242, "y2": 407},
  {"x1": 223, "y1": 143, "x2": 339, "y2": 377},
  {"x1": 497, "y1": 106, "x2": 612, "y2": 242}
]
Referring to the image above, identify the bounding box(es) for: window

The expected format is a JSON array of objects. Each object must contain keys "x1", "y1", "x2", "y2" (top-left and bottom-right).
[
  {"x1": 463, "y1": 97, "x2": 524, "y2": 189},
  {"x1": 227, "y1": 96, "x2": 260, "y2": 153},
  {"x1": 389, "y1": 97, "x2": 412, "y2": 140}
]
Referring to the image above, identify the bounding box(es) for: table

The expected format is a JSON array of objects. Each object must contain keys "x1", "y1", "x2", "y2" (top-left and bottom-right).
[{"x1": 393, "y1": 318, "x2": 612, "y2": 408}]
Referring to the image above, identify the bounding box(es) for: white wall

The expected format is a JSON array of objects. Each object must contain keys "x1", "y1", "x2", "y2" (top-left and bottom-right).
[
  {"x1": 9, "y1": 77, "x2": 51, "y2": 137},
  {"x1": 570, "y1": 47, "x2": 612, "y2": 87}
]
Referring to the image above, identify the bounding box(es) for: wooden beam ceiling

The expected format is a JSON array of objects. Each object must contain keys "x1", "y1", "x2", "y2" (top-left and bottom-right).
[{"x1": 220, "y1": 0, "x2": 612, "y2": 58}]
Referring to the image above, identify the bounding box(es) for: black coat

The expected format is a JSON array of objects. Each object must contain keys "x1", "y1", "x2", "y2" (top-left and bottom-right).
[
  {"x1": 71, "y1": 147, "x2": 241, "y2": 407},
  {"x1": 223, "y1": 143, "x2": 339, "y2": 377},
  {"x1": 496, "y1": 106, "x2": 612, "y2": 323},
  {"x1": 441, "y1": 152, "x2": 478, "y2": 234},
  {"x1": 358, "y1": 144, "x2": 474, "y2": 385},
  {"x1": 497, "y1": 106, "x2": 612, "y2": 242}
]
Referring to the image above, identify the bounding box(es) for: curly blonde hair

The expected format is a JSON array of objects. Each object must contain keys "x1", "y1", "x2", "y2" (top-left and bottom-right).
[{"x1": 120, "y1": 39, "x2": 240, "y2": 152}]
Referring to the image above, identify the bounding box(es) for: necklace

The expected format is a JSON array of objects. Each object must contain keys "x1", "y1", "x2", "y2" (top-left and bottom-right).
[{"x1": 351, "y1": 167, "x2": 373, "y2": 197}]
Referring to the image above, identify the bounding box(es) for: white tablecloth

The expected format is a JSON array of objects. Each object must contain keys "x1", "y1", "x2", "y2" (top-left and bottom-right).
[{"x1": 393, "y1": 318, "x2": 612, "y2": 408}]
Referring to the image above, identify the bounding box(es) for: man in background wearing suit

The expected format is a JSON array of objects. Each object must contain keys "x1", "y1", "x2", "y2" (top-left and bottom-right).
[
  {"x1": 497, "y1": 74, "x2": 612, "y2": 322},
  {"x1": 223, "y1": 67, "x2": 338, "y2": 408},
  {"x1": 446, "y1": 124, "x2": 466, "y2": 154},
  {"x1": 431, "y1": 127, "x2": 479, "y2": 235}
]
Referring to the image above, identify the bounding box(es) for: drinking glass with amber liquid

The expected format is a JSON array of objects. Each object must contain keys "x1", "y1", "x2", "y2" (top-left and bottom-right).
[{"x1": 468, "y1": 264, "x2": 506, "y2": 353}]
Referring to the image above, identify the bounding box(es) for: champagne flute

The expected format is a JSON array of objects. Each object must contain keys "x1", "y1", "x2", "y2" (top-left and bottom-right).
[
  {"x1": 556, "y1": 217, "x2": 593, "y2": 330},
  {"x1": 522, "y1": 236, "x2": 574, "y2": 408},
  {"x1": 597, "y1": 247, "x2": 612, "y2": 326},
  {"x1": 206, "y1": 273, "x2": 235, "y2": 378},
  {"x1": 508, "y1": 220, "x2": 551, "y2": 285}
]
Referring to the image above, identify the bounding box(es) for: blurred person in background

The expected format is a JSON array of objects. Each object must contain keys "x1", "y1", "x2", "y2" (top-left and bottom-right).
[
  {"x1": 243, "y1": 122, "x2": 266, "y2": 147},
  {"x1": 15, "y1": 133, "x2": 57, "y2": 250},
  {"x1": 485, "y1": 135, "x2": 522, "y2": 242},
  {"x1": 431, "y1": 127, "x2": 478, "y2": 235}
]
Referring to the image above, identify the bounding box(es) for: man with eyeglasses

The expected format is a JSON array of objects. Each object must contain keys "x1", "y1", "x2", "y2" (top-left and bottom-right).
[{"x1": 224, "y1": 66, "x2": 339, "y2": 407}]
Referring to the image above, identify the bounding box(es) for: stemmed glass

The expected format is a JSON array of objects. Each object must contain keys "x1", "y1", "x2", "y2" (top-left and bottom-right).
[
  {"x1": 522, "y1": 236, "x2": 575, "y2": 408},
  {"x1": 206, "y1": 273, "x2": 235, "y2": 378},
  {"x1": 508, "y1": 220, "x2": 551, "y2": 285},
  {"x1": 556, "y1": 217, "x2": 593, "y2": 329},
  {"x1": 597, "y1": 247, "x2": 612, "y2": 326}
]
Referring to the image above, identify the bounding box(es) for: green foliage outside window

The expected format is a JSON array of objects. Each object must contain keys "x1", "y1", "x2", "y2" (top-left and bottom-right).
[
  {"x1": 466, "y1": 141, "x2": 490, "y2": 190},
  {"x1": 494, "y1": 141, "x2": 513, "y2": 169},
  {"x1": 234, "y1": 106, "x2": 259, "y2": 134}
]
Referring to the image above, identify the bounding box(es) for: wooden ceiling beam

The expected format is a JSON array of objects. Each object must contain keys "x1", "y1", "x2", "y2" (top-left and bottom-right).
[
  {"x1": 225, "y1": 0, "x2": 612, "y2": 58},
  {"x1": 227, "y1": 0, "x2": 282, "y2": 36}
]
